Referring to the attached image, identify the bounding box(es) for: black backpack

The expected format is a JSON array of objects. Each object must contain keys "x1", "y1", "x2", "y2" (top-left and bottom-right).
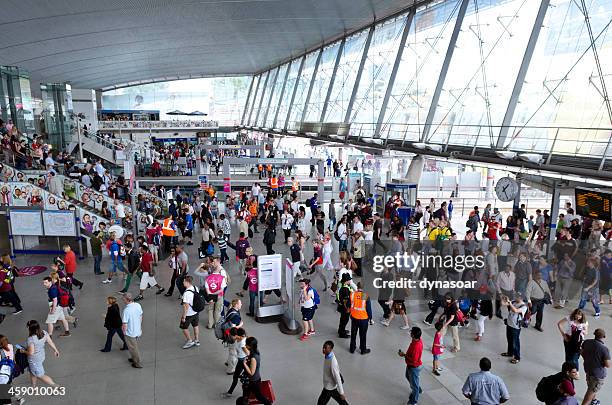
[
  {"x1": 535, "y1": 374, "x2": 563, "y2": 403},
  {"x1": 188, "y1": 287, "x2": 205, "y2": 313}
]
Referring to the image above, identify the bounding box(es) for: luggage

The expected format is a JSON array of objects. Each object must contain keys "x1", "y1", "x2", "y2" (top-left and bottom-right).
[{"x1": 247, "y1": 380, "x2": 276, "y2": 404}]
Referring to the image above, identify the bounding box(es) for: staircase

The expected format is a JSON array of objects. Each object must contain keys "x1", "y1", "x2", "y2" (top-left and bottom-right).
[{"x1": 68, "y1": 131, "x2": 142, "y2": 165}]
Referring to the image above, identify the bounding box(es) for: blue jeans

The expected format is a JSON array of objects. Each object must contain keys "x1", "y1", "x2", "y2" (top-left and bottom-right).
[
  {"x1": 94, "y1": 254, "x2": 102, "y2": 274},
  {"x1": 110, "y1": 259, "x2": 124, "y2": 273},
  {"x1": 339, "y1": 239, "x2": 348, "y2": 252},
  {"x1": 405, "y1": 365, "x2": 422, "y2": 404},
  {"x1": 506, "y1": 326, "x2": 521, "y2": 360},
  {"x1": 515, "y1": 278, "x2": 528, "y2": 297},
  {"x1": 578, "y1": 290, "x2": 601, "y2": 314},
  {"x1": 248, "y1": 291, "x2": 264, "y2": 316}
]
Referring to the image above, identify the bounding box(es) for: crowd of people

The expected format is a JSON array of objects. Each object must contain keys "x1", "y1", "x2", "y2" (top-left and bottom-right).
[{"x1": 0, "y1": 155, "x2": 610, "y2": 405}]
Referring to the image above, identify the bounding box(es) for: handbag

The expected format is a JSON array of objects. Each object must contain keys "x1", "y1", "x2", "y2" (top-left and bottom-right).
[
  {"x1": 247, "y1": 380, "x2": 276, "y2": 404},
  {"x1": 535, "y1": 280, "x2": 552, "y2": 305}
]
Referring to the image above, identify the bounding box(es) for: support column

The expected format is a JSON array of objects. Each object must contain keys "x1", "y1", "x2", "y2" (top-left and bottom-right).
[
  {"x1": 485, "y1": 168, "x2": 494, "y2": 200},
  {"x1": 317, "y1": 160, "x2": 325, "y2": 203},
  {"x1": 272, "y1": 63, "x2": 291, "y2": 129},
  {"x1": 421, "y1": 0, "x2": 469, "y2": 142},
  {"x1": 374, "y1": 11, "x2": 414, "y2": 138},
  {"x1": 497, "y1": 0, "x2": 551, "y2": 149},
  {"x1": 301, "y1": 48, "x2": 323, "y2": 123},
  {"x1": 513, "y1": 178, "x2": 522, "y2": 217},
  {"x1": 284, "y1": 56, "x2": 306, "y2": 130},
  {"x1": 241, "y1": 75, "x2": 255, "y2": 125},
  {"x1": 223, "y1": 160, "x2": 231, "y2": 196},
  {"x1": 320, "y1": 38, "x2": 345, "y2": 123},
  {"x1": 547, "y1": 181, "x2": 560, "y2": 258},
  {"x1": 344, "y1": 25, "x2": 375, "y2": 124},
  {"x1": 405, "y1": 155, "x2": 424, "y2": 183}
]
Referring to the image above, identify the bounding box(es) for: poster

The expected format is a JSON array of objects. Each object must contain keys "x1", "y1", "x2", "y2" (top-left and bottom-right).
[
  {"x1": 198, "y1": 175, "x2": 208, "y2": 190},
  {"x1": 257, "y1": 254, "x2": 282, "y2": 291}
]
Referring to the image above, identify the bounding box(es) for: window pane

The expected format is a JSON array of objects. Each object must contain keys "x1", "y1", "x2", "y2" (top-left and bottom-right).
[
  {"x1": 509, "y1": 0, "x2": 612, "y2": 158},
  {"x1": 249, "y1": 70, "x2": 270, "y2": 126},
  {"x1": 277, "y1": 59, "x2": 301, "y2": 128},
  {"x1": 303, "y1": 42, "x2": 341, "y2": 122},
  {"x1": 265, "y1": 63, "x2": 289, "y2": 128},
  {"x1": 382, "y1": 0, "x2": 462, "y2": 143},
  {"x1": 349, "y1": 14, "x2": 408, "y2": 138},
  {"x1": 258, "y1": 68, "x2": 279, "y2": 127},
  {"x1": 244, "y1": 74, "x2": 261, "y2": 124},
  {"x1": 427, "y1": 0, "x2": 542, "y2": 148},
  {"x1": 324, "y1": 29, "x2": 369, "y2": 123},
  {"x1": 288, "y1": 50, "x2": 320, "y2": 130}
]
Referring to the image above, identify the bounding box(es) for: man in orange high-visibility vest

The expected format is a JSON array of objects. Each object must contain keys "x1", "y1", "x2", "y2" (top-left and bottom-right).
[
  {"x1": 161, "y1": 214, "x2": 177, "y2": 253},
  {"x1": 269, "y1": 175, "x2": 279, "y2": 197},
  {"x1": 349, "y1": 284, "x2": 372, "y2": 355}
]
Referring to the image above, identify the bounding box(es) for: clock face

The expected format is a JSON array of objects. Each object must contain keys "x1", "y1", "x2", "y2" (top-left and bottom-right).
[{"x1": 495, "y1": 177, "x2": 518, "y2": 202}]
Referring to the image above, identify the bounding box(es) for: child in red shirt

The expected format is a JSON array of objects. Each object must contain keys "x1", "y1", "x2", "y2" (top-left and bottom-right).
[{"x1": 432, "y1": 322, "x2": 445, "y2": 376}]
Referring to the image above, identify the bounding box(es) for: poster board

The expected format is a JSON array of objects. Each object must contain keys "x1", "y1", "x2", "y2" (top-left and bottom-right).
[
  {"x1": 9, "y1": 210, "x2": 43, "y2": 236},
  {"x1": 257, "y1": 254, "x2": 282, "y2": 291},
  {"x1": 42, "y1": 210, "x2": 77, "y2": 237}
]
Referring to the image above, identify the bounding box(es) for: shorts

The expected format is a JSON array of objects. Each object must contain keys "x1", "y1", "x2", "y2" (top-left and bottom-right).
[
  {"x1": 183, "y1": 229, "x2": 193, "y2": 238},
  {"x1": 149, "y1": 245, "x2": 158, "y2": 256},
  {"x1": 587, "y1": 374, "x2": 604, "y2": 393},
  {"x1": 433, "y1": 354, "x2": 440, "y2": 361},
  {"x1": 28, "y1": 360, "x2": 45, "y2": 377},
  {"x1": 301, "y1": 306, "x2": 316, "y2": 321},
  {"x1": 45, "y1": 305, "x2": 66, "y2": 324},
  {"x1": 140, "y1": 272, "x2": 158, "y2": 290},
  {"x1": 180, "y1": 314, "x2": 199, "y2": 329},
  {"x1": 393, "y1": 300, "x2": 406, "y2": 314}
]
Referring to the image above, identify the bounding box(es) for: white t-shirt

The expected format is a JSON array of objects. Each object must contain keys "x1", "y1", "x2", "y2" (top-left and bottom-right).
[
  {"x1": 282, "y1": 213, "x2": 294, "y2": 229},
  {"x1": 337, "y1": 223, "x2": 348, "y2": 241},
  {"x1": 252, "y1": 185, "x2": 260, "y2": 197},
  {"x1": 364, "y1": 230, "x2": 374, "y2": 241},
  {"x1": 353, "y1": 221, "x2": 364, "y2": 234},
  {"x1": 300, "y1": 288, "x2": 315, "y2": 308},
  {"x1": 182, "y1": 286, "x2": 200, "y2": 317},
  {"x1": 506, "y1": 303, "x2": 527, "y2": 329},
  {"x1": 235, "y1": 338, "x2": 247, "y2": 359},
  {"x1": 45, "y1": 156, "x2": 55, "y2": 168},
  {"x1": 115, "y1": 204, "x2": 126, "y2": 219},
  {"x1": 290, "y1": 201, "x2": 299, "y2": 213}
]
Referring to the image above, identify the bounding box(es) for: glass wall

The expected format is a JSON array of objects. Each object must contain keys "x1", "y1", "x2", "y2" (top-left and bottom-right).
[
  {"x1": 241, "y1": 0, "x2": 612, "y2": 161},
  {"x1": 349, "y1": 15, "x2": 407, "y2": 138},
  {"x1": 287, "y1": 50, "x2": 320, "y2": 130},
  {"x1": 323, "y1": 30, "x2": 370, "y2": 123},
  {"x1": 264, "y1": 63, "x2": 289, "y2": 128},
  {"x1": 509, "y1": 0, "x2": 612, "y2": 157},
  {"x1": 258, "y1": 67, "x2": 279, "y2": 127},
  {"x1": 302, "y1": 43, "x2": 341, "y2": 122},
  {"x1": 248, "y1": 71, "x2": 269, "y2": 126},
  {"x1": 382, "y1": 0, "x2": 462, "y2": 143},
  {"x1": 102, "y1": 76, "x2": 250, "y2": 125}
]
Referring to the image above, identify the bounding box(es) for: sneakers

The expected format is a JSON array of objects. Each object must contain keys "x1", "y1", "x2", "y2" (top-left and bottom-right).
[
  {"x1": 433, "y1": 369, "x2": 441, "y2": 376},
  {"x1": 380, "y1": 320, "x2": 390, "y2": 327},
  {"x1": 594, "y1": 313, "x2": 601, "y2": 319},
  {"x1": 164, "y1": 292, "x2": 172, "y2": 297},
  {"x1": 102, "y1": 279, "x2": 112, "y2": 284},
  {"x1": 400, "y1": 325, "x2": 410, "y2": 330},
  {"x1": 156, "y1": 288, "x2": 165, "y2": 295},
  {"x1": 423, "y1": 319, "x2": 432, "y2": 326},
  {"x1": 183, "y1": 341, "x2": 196, "y2": 349},
  {"x1": 194, "y1": 340, "x2": 200, "y2": 347},
  {"x1": 299, "y1": 334, "x2": 309, "y2": 341},
  {"x1": 12, "y1": 310, "x2": 22, "y2": 315},
  {"x1": 73, "y1": 318, "x2": 78, "y2": 328},
  {"x1": 307, "y1": 330, "x2": 316, "y2": 336},
  {"x1": 134, "y1": 295, "x2": 144, "y2": 301},
  {"x1": 59, "y1": 331, "x2": 71, "y2": 337}
]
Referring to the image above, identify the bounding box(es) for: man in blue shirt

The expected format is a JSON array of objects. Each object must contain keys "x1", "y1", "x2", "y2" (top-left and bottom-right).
[
  {"x1": 462, "y1": 357, "x2": 510, "y2": 405},
  {"x1": 310, "y1": 193, "x2": 319, "y2": 226}
]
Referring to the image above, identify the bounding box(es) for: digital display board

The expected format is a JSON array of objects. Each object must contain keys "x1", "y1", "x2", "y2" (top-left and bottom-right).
[{"x1": 575, "y1": 188, "x2": 611, "y2": 222}]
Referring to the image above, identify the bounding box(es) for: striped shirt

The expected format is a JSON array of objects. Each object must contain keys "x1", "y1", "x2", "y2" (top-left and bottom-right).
[{"x1": 217, "y1": 235, "x2": 228, "y2": 250}]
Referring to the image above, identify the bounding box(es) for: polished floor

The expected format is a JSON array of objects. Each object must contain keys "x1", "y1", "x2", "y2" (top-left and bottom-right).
[{"x1": 1, "y1": 219, "x2": 610, "y2": 405}]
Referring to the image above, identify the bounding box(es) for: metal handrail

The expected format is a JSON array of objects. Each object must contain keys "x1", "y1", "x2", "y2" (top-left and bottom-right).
[{"x1": 98, "y1": 120, "x2": 219, "y2": 129}]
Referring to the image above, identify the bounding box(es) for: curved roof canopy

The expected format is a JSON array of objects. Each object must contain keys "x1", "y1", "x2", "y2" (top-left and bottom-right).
[{"x1": 1, "y1": 0, "x2": 423, "y2": 89}]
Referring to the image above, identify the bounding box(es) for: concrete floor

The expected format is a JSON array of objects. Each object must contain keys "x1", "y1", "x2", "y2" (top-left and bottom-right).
[{"x1": 1, "y1": 220, "x2": 611, "y2": 405}]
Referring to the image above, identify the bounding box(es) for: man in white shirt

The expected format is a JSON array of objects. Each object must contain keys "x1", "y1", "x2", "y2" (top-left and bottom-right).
[
  {"x1": 44, "y1": 154, "x2": 56, "y2": 171},
  {"x1": 94, "y1": 160, "x2": 105, "y2": 178},
  {"x1": 318, "y1": 340, "x2": 348, "y2": 404},
  {"x1": 122, "y1": 293, "x2": 143, "y2": 368},
  {"x1": 337, "y1": 220, "x2": 348, "y2": 252},
  {"x1": 281, "y1": 209, "x2": 294, "y2": 243},
  {"x1": 180, "y1": 275, "x2": 200, "y2": 349},
  {"x1": 251, "y1": 183, "x2": 260, "y2": 198},
  {"x1": 115, "y1": 199, "x2": 126, "y2": 226}
]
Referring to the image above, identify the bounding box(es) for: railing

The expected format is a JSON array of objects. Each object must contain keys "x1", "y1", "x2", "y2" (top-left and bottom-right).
[
  {"x1": 293, "y1": 122, "x2": 612, "y2": 161},
  {"x1": 99, "y1": 120, "x2": 219, "y2": 129},
  {"x1": 82, "y1": 130, "x2": 133, "y2": 151}
]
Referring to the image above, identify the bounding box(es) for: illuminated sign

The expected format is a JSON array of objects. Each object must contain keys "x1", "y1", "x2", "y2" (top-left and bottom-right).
[{"x1": 575, "y1": 188, "x2": 611, "y2": 222}]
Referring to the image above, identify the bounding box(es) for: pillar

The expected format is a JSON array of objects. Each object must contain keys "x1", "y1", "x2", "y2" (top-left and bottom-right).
[
  {"x1": 405, "y1": 155, "x2": 424, "y2": 183},
  {"x1": 485, "y1": 168, "x2": 495, "y2": 200},
  {"x1": 40, "y1": 83, "x2": 73, "y2": 151},
  {"x1": 317, "y1": 160, "x2": 325, "y2": 203},
  {"x1": 547, "y1": 182, "x2": 561, "y2": 259},
  {"x1": 0, "y1": 66, "x2": 35, "y2": 134}
]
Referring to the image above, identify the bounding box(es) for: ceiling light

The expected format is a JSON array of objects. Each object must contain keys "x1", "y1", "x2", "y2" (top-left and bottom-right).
[
  {"x1": 496, "y1": 151, "x2": 517, "y2": 160},
  {"x1": 518, "y1": 153, "x2": 543, "y2": 164},
  {"x1": 412, "y1": 142, "x2": 427, "y2": 150}
]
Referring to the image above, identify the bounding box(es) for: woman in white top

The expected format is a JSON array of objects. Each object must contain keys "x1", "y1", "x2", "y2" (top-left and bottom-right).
[
  {"x1": 0, "y1": 334, "x2": 15, "y2": 385},
  {"x1": 299, "y1": 278, "x2": 316, "y2": 341},
  {"x1": 557, "y1": 308, "x2": 589, "y2": 370}
]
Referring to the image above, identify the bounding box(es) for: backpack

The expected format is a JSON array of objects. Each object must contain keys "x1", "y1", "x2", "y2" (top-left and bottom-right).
[
  {"x1": 152, "y1": 233, "x2": 161, "y2": 247},
  {"x1": 206, "y1": 243, "x2": 214, "y2": 256},
  {"x1": 309, "y1": 287, "x2": 321, "y2": 307},
  {"x1": 214, "y1": 309, "x2": 238, "y2": 342},
  {"x1": 119, "y1": 245, "x2": 127, "y2": 259},
  {"x1": 333, "y1": 229, "x2": 340, "y2": 242},
  {"x1": 466, "y1": 215, "x2": 477, "y2": 228},
  {"x1": 58, "y1": 284, "x2": 72, "y2": 307},
  {"x1": 305, "y1": 199, "x2": 311, "y2": 208},
  {"x1": 535, "y1": 374, "x2": 563, "y2": 403},
  {"x1": 187, "y1": 287, "x2": 205, "y2": 313},
  {"x1": 0, "y1": 348, "x2": 15, "y2": 383}
]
